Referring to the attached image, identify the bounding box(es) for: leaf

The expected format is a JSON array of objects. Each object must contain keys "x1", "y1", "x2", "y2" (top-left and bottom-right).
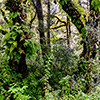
[
  {"x1": 17, "y1": 30, "x2": 23, "y2": 33},
  {"x1": 10, "y1": 45, "x2": 15, "y2": 53},
  {"x1": 60, "y1": 1, "x2": 65, "y2": 5},
  {"x1": 64, "y1": 0, "x2": 67, "y2": 4},
  {"x1": 13, "y1": 41, "x2": 17, "y2": 48},
  {"x1": 0, "y1": 25, "x2": 9, "y2": 35},
  {"x1": 0, "y1": 25, "x2": 2, "y2": 29},
  {"x1": 91, "y1": 0, "x2": 100, "y2": 13},
  {"x1": 0, "y1": 95, "x2": 4, "y2": 100},
  {"x1": 79, "y1": 34, "x2": 83, "y2": 38},
  {"x1": 8, "y1": 41, "x2": 13, "y2": 44},
  {"x1": 9, "y1": 41, "x2": 17, "y2": 53},
  {"x1": 2, "y1": 33, "x2": 10, "y2": 42}
]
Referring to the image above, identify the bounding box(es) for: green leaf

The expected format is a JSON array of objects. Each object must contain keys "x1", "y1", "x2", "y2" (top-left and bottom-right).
[
  {"x1": 59, "y1": 1, "x2": 65, "y2": 5},
  {"x1": 13, "y1": 41, "x2": 17, "y2": 48},
  {"x1": 2, "y1": 33, "x2": 10, "y2": 42},
  {"x1": 8, "y1": 41, "x2": 13, "y2": 44},
  {"x1": 9, "y1": 41, "x2": 17, "y2": 53},
  {"x1": 0, "y1": 25, "x2": 2, "y2": 29},
  {"x1": 17, "y1": 30, "x2": 23, "y2": 33},
  {"x1": 0, "y1": 95, "x2": 4, "y2": 100},
  {"x1": 0, "y1": 26, "x2": 9, "y2": 35},
  {"x1": 91, "y1": 0, "x2": 100, "y2": 13},
  {"x1": 64, "y1": 0, "x2": 67, "y2": 4},
  {"x1": 10, "y1": 45, "x2": 15, "y2": 53}
]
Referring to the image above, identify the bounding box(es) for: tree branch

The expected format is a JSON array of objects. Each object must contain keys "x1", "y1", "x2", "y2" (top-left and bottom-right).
[
  {"x1": 51, "y1": 15, "x2": 67, "y2": 25},
  {"x1": 32, "y1": 0, "x2": 36, "y2": 9},
  {"x1": 29, "y1": 12, "x2": 36, "y2": 28},
  {"x1": 59, "y1": 0, "x2": 86, "y2": 39},
  {"x1": 50, "y1": 23, "x2": 65, "y2": 29}
]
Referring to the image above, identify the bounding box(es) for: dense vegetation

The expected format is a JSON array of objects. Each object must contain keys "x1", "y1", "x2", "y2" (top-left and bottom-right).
[{"x1": 0, "y1": 0, "x2": 100, "y2": 99}]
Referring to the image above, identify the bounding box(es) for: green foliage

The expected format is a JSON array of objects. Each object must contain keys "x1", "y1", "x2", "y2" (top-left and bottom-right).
[
  {"x1": 0, "y1": 0, "x2": 100, "y2": 99},
  {"x1": 1, "y1": 20, "x2": 36, "y2": 62},
  {"x1": 53, "y1": 43, "x2": 76, "y2": 73},
  {"x1": 0, "y1": 33, "x2": 100, "y2": 100},
  {"x1": 7, "y1": 85, "x2": 30, "y2": 100},
  {"x1": 59, "y1": 0, "x2": 67, "y2": 5},
  {"x1": 8, "y1": 12, "x2": 20, "y2": 19},
  {"x1": 91, "y1": 0, "x2": 100, "y2": 13},
  {"x1": 0, "y1": 66, "x2": 30, "y2": 100},
  {"x1": 59, "y1": 1, "x2": 65, "y2": 5},
  {"x1": 24, "y1": 38, "x2": 37, "y2": 57},
  {"x1": 0, "y1": 25, "x2": 9, "y2": 34}
]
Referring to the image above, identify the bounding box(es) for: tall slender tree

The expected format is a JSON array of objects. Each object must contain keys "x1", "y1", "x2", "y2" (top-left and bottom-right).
[
  {"x1": 66, "y1": 16, "x2": 71, "y2": 47},
  {"x1": 47, "y1": 0, "x2": 51, "y2": 52},
  {"x1": 32, "y1": 0, "x2": 47, "y2": 57}
]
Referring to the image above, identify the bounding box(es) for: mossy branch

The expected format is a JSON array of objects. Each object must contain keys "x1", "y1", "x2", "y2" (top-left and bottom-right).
[
  {"x1": 29, "y1": 12, "x2": 36, "y2": 28},
  {"x1": 51, "y1": 14, "x2": 67, "y2": 25},
  {"x1": 50, "y1": 23, "x2": 65, "y2": 29},
  {"x1": 50, "y1": 15, "x2": 67, "y2": 29}
]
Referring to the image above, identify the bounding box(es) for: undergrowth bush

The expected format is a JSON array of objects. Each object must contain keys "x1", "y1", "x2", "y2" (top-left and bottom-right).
[{"x1": 0, "y1": 44, "x2": 100, "y2": 100}]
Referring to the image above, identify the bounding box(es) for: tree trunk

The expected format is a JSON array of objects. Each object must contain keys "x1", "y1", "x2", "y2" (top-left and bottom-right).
[
  {"x1": 60, "y1": 0, "x2": 98, "y2": 60},
  {"x1": 47, "y1": 0, "x2": 51, "y2": 53},
  {"x1": 59, "y1": 0, "x2": 98, "y2": 93},
  {"x1": 32, "y1": 0, "x2": 47, "y2": 96},
  {"x1": 66, "y1": 16, "x2": 71, "y2": 47},
  {"x1": 32, "y1": 0, "x2": 47, "y2": 57},
  {"x1": 5, "y1": 0, "x2": 27, "y2": 76}
]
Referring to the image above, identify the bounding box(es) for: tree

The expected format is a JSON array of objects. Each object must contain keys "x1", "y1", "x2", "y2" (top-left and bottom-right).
[
  {"x1": 0, "y1": 0, "x2": 100, "y2": 99},
  {"x1": 59, "y1": 0, "x2": 100, "y2": 92},
  {"x1": 0, "y1": 0, "x2": 33, "y2": 76},
  {"x1": 47, "y1": 0, "x2": 51, "y2": 52},
  {"x1": 32, "y1": 0, "x2": 47, "y2": 58}
]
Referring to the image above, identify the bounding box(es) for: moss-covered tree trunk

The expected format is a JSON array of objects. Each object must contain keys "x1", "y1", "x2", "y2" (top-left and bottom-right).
[
  {"x1": 59, "y1": 0, "x2": 98, "y2": 93},
  {"x1": 5, "y1": 0, "x2": 27, "y2": 76}
]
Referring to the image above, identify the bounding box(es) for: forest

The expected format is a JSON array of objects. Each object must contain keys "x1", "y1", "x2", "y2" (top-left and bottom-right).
[{"x1": 0, "y1": 0, "x2": 100, "y2": 99}]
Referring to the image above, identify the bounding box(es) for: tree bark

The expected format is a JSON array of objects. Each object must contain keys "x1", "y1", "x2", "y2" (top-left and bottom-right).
[
  {"x1": 5, "y1": 0, "x2": 27, "y2": 76},
  {"x1": 60, "y1": 0, "x2": 86, "y2": 37},
  {"x1": 66, "y1": 16, "x2": 71, "y2": 47},
  {"x1": 59, "y1": 0, "x2": 98, "y2": 93},
  {"x1": 59, "y1": 0, "x2": 98, "y2": 60},
  {"x1": 47, "y1": 0, "x2": 51, "y2": 52},
  {"x1": 32, "y1": 0, "x2": 47, "y2": 57}
]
